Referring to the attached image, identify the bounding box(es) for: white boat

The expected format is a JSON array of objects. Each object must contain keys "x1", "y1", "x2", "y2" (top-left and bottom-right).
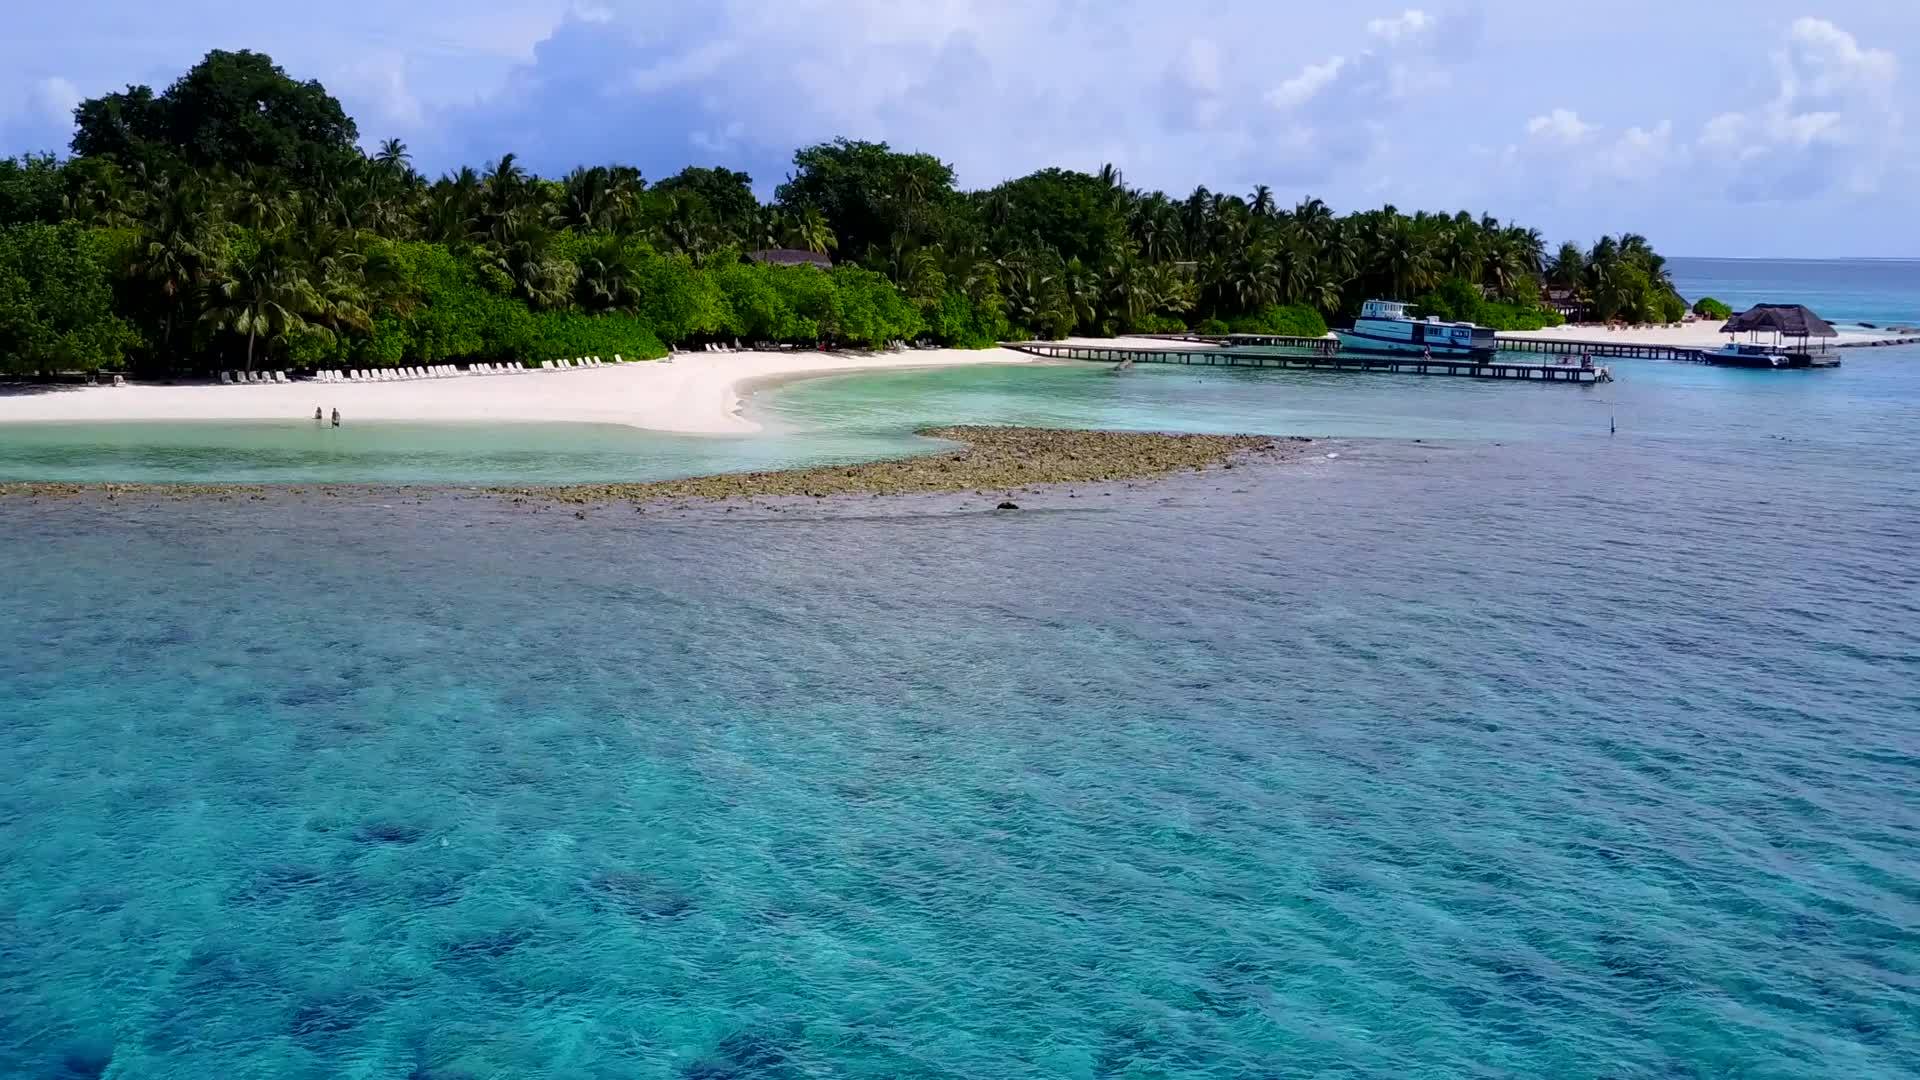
[
  {"x1": 1703, "y1": 342, "x2": 1790, "y2": 368},
  {"x1": 1335, "y1": 299, "x2": 1497, "y2": 360}
]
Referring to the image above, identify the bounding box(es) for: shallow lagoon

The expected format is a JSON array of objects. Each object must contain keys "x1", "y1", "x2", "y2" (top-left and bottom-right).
[
  {"x1": 4, "y1": 344, "x2": 1917, "y2": 484},
  {"x1": 1, "y1": 344, "x2": 1917, "y2": 1078}
]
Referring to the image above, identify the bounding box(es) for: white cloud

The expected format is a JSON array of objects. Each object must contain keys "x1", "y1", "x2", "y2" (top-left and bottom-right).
[
  {"x1": 30, "y1": 76, "x2": 80, "y2": 126},
  {"x1": 1268, "y1": 57, "x2": 1346, "y2": 109},
  {"x1": 1366, "y1": 9, "x2": 1432, "y2": 43},
  {"x1": 1526, "y1": 108, "x2": 1593, "y2": 143},
  {"x1": 1601, "y1": 120, "x2": 1676, "y2": 175},
  {"x1": 1692, "y1": 16, "x2": 1902, "y2": 199}
]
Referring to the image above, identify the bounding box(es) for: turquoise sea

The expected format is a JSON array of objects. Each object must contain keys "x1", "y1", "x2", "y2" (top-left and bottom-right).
[
  {"x1": 1668, "y1": 257, "x2": 1920, "y2": 328},
  {"x1": 2, "y1": 259, "x2": 1918, "y2": 1078}
]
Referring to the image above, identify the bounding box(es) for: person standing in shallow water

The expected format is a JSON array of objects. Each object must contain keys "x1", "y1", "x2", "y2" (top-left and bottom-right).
[
  {"x1": 331, "y1": 408, "x2": 341, "y2": 428},
  {"x1": 314, "y1": 406, "x2": 323, "y2": 421}
]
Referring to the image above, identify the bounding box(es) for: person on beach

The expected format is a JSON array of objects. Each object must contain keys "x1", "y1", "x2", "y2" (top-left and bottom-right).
[
  {"x1": 331, "y1": 408, "x2": 341, "y2": 428},
  {"x1": 314, "y1": 406, "x2": 323, "y2": 421}
]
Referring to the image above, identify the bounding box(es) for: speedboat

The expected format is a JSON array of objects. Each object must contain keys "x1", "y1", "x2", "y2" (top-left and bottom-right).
[
  {"x1": 1704, "y1": 342, "x2": 1790, "y2": 368},
  {"x1": 1335, "y1": 299, "x2": 1497, "y2": 360}
]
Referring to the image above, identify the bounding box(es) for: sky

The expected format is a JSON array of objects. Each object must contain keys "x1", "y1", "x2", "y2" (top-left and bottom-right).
[{"x1": 1, "y1": 1, "x2": 1914, "y2": 257}]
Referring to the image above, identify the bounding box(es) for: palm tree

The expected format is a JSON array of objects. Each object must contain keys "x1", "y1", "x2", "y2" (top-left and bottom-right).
[
  {"x1": 201, "y1": 235, "x2": 322, "y2": 372},
  {"x1": 1372, "y1": 217, "x2": 1438, "y2": 300},
  {"x1": 784, "y1": 206, "x2": 837, "y2": 256},
  {"x1": 375, "y1": 138, "x2": 413, "y2": 177},
  {"x1": 485, "y1": 209, "x2": 576, "y2": 308},
  {"x1": 131, "y1": 177, "x2": 220, "y2": 355},
  {"x1": 1547, "y1": 242, "x2": 1585, "y2": 290},
  {"x1": 481, "y1": 153, "x2": 530, "y2": 225},
  {"x1": 1248, "y1": 185, "x2": 1276, "y2": 220},
  {"x1": 574, "y1": 235, "x2": 641, "y2": 312},
  {"x1": 227, "y1": 166, "x2": 294, "y2": 232}
]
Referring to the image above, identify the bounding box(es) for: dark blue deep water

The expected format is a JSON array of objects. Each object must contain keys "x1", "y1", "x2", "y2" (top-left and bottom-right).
[{"x1": 3, "y1": 349, "x2": 1919, "y2": 1077}]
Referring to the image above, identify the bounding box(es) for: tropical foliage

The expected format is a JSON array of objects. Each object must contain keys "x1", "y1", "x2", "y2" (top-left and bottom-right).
[
  {"x1": 1692, "y1": 296, "x2": 1733, "y2": 320},
  {"x1": 0, "y1": 50, "x2": 1686, "y2": 375}
]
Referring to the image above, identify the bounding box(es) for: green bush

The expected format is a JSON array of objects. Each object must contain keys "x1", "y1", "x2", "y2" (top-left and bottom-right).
[
  {"x1": 925, "y1": 290, "x2": 1010, "y2": 348},
  {"x1": 1228, "y1": 303, "x2": 1328, "y2": 337},
  {"x1": 525, "y1": 311, "x2": 665, "y2": 362},
  {"x1": 1130, "y1": 313, "x2": 1187, "y2": 334},
  {"x1": 1412, "y1": 277, "x2": 1565, "y2": 330},
  {"x1": 1475, "y1": 302, "x2": 1565, "y2": 331},
  {"x1": 1197, "y1": 317, "x2": 1229, "y2": 335},
  {"x1": 1692, "y1": 296, "x2": 1732, "y2": 320},
  {"x1": 0, "y1": 223, "x2": 137, "y2": 373}
]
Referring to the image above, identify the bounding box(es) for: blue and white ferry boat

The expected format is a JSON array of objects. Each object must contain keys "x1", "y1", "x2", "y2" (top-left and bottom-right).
[{"x1": 1336, "y1": 299, "x2": 1497, "y2": 360}]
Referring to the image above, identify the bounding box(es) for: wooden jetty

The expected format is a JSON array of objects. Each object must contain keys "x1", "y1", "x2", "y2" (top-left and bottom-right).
[
  {"x1": 1494, "y1": 335, "x2": 1702, "y2": 361},
  {"x1": 1008, "y1": 341, "x2": 1608, "y2": 383},
  {"x1": 1141, "y1": 332, "x2": 1338, "y2": 353}
]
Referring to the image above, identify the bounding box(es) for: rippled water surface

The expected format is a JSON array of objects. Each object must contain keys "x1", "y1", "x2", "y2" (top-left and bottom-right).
[{"x1": 3, "y1": 343, "x2": 1919, "y2": 1077}]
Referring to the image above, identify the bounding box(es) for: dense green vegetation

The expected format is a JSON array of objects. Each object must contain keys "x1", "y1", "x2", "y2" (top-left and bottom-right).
[
  {"x1": 1544, "y1": 238, "x2": 1690, "y2": 325},
  {"x1": 0, "y1": 50, "x2": 1687, "y2": 376},
  {"x1": 1693, "y1": 296, "x2": 1733, "y2": 320}
]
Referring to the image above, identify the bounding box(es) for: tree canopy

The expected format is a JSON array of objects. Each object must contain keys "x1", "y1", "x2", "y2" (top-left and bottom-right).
[
  {"x1": 73, "y1": 50, "x2": 359, "y2": 179},
  {"x1": 0, "y1": 49, "x2": 1687, "y2": 375}
]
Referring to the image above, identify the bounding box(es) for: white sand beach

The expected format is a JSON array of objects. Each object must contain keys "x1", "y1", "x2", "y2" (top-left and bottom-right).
[{"x1": 0, "y1": 347, "x2": 1039, "y2": 434}]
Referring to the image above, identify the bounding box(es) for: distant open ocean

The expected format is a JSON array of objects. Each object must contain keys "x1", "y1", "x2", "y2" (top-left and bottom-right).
[
  {"x1": 1, "y1": 261, "x2": 1916, "y2": 1077},
  {"x1": 1669, "y1": 256, "x2": 1920, "y2": 328}
]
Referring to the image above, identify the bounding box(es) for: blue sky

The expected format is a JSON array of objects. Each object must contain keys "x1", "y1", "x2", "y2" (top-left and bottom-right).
[{"x1": 2, "y1": 1, "x2": 1913, "y2": 257}]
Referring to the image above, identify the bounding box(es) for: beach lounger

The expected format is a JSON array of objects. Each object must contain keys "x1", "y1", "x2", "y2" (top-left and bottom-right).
[
  {"x1": 272, "y1": 371, "x2": 285, "y2": 383},
  {"x1": 219, "y1": 371, "x2": 232, "y2": 384}
]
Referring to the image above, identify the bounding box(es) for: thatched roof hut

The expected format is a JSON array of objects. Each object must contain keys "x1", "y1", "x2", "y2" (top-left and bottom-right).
[
  {"x1": 1719, "y1": 304, "x2": 1838, "y2": 339},
  {"x1": 747, "y1": 248, "x2": 832, "y2": 269}
]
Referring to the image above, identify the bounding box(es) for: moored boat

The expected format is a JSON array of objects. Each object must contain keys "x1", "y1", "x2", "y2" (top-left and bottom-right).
[
  {"x1": 1336, "y1": 299, "x2": 1497, "y2": 360},
  {"x1": 1704, "y1": 342, "x2": 1791, "y2": 368}
]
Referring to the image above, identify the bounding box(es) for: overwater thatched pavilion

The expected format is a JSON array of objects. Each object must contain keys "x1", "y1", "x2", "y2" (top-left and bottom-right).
[{"x1": 1719, "y1": 304, "x2": 1839, "y2": 362}]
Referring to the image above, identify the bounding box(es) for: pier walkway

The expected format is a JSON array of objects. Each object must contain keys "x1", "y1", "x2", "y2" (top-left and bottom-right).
[
  {"x1": 1494, "y1": 335, "x2": 1701, "y2": 361},
  {"x1": 1007, "y1": 341, "x2": 1608, "y2": 384}
]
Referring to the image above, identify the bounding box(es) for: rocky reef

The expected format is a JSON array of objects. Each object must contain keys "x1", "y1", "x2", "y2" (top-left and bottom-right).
[{"x1": 499, "y1": 426, "x2": 1306, "y2": 505}]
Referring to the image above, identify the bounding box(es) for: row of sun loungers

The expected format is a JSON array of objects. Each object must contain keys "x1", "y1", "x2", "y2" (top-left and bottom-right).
[
  {"x1": 337, "y1": 365, "x2": 465, "y2": 382},
  {"x1": 222, "y1": 356, "x2": 639, "y2": 385}
]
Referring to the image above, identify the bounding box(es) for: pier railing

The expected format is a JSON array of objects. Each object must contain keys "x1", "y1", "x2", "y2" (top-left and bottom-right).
[
  {"x1": 1006, "y1": 341, "x2": 1606, "y2": 383},
  {"x1": 1493, "y1": 335, "x2": 1704, "y2": 361}
]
